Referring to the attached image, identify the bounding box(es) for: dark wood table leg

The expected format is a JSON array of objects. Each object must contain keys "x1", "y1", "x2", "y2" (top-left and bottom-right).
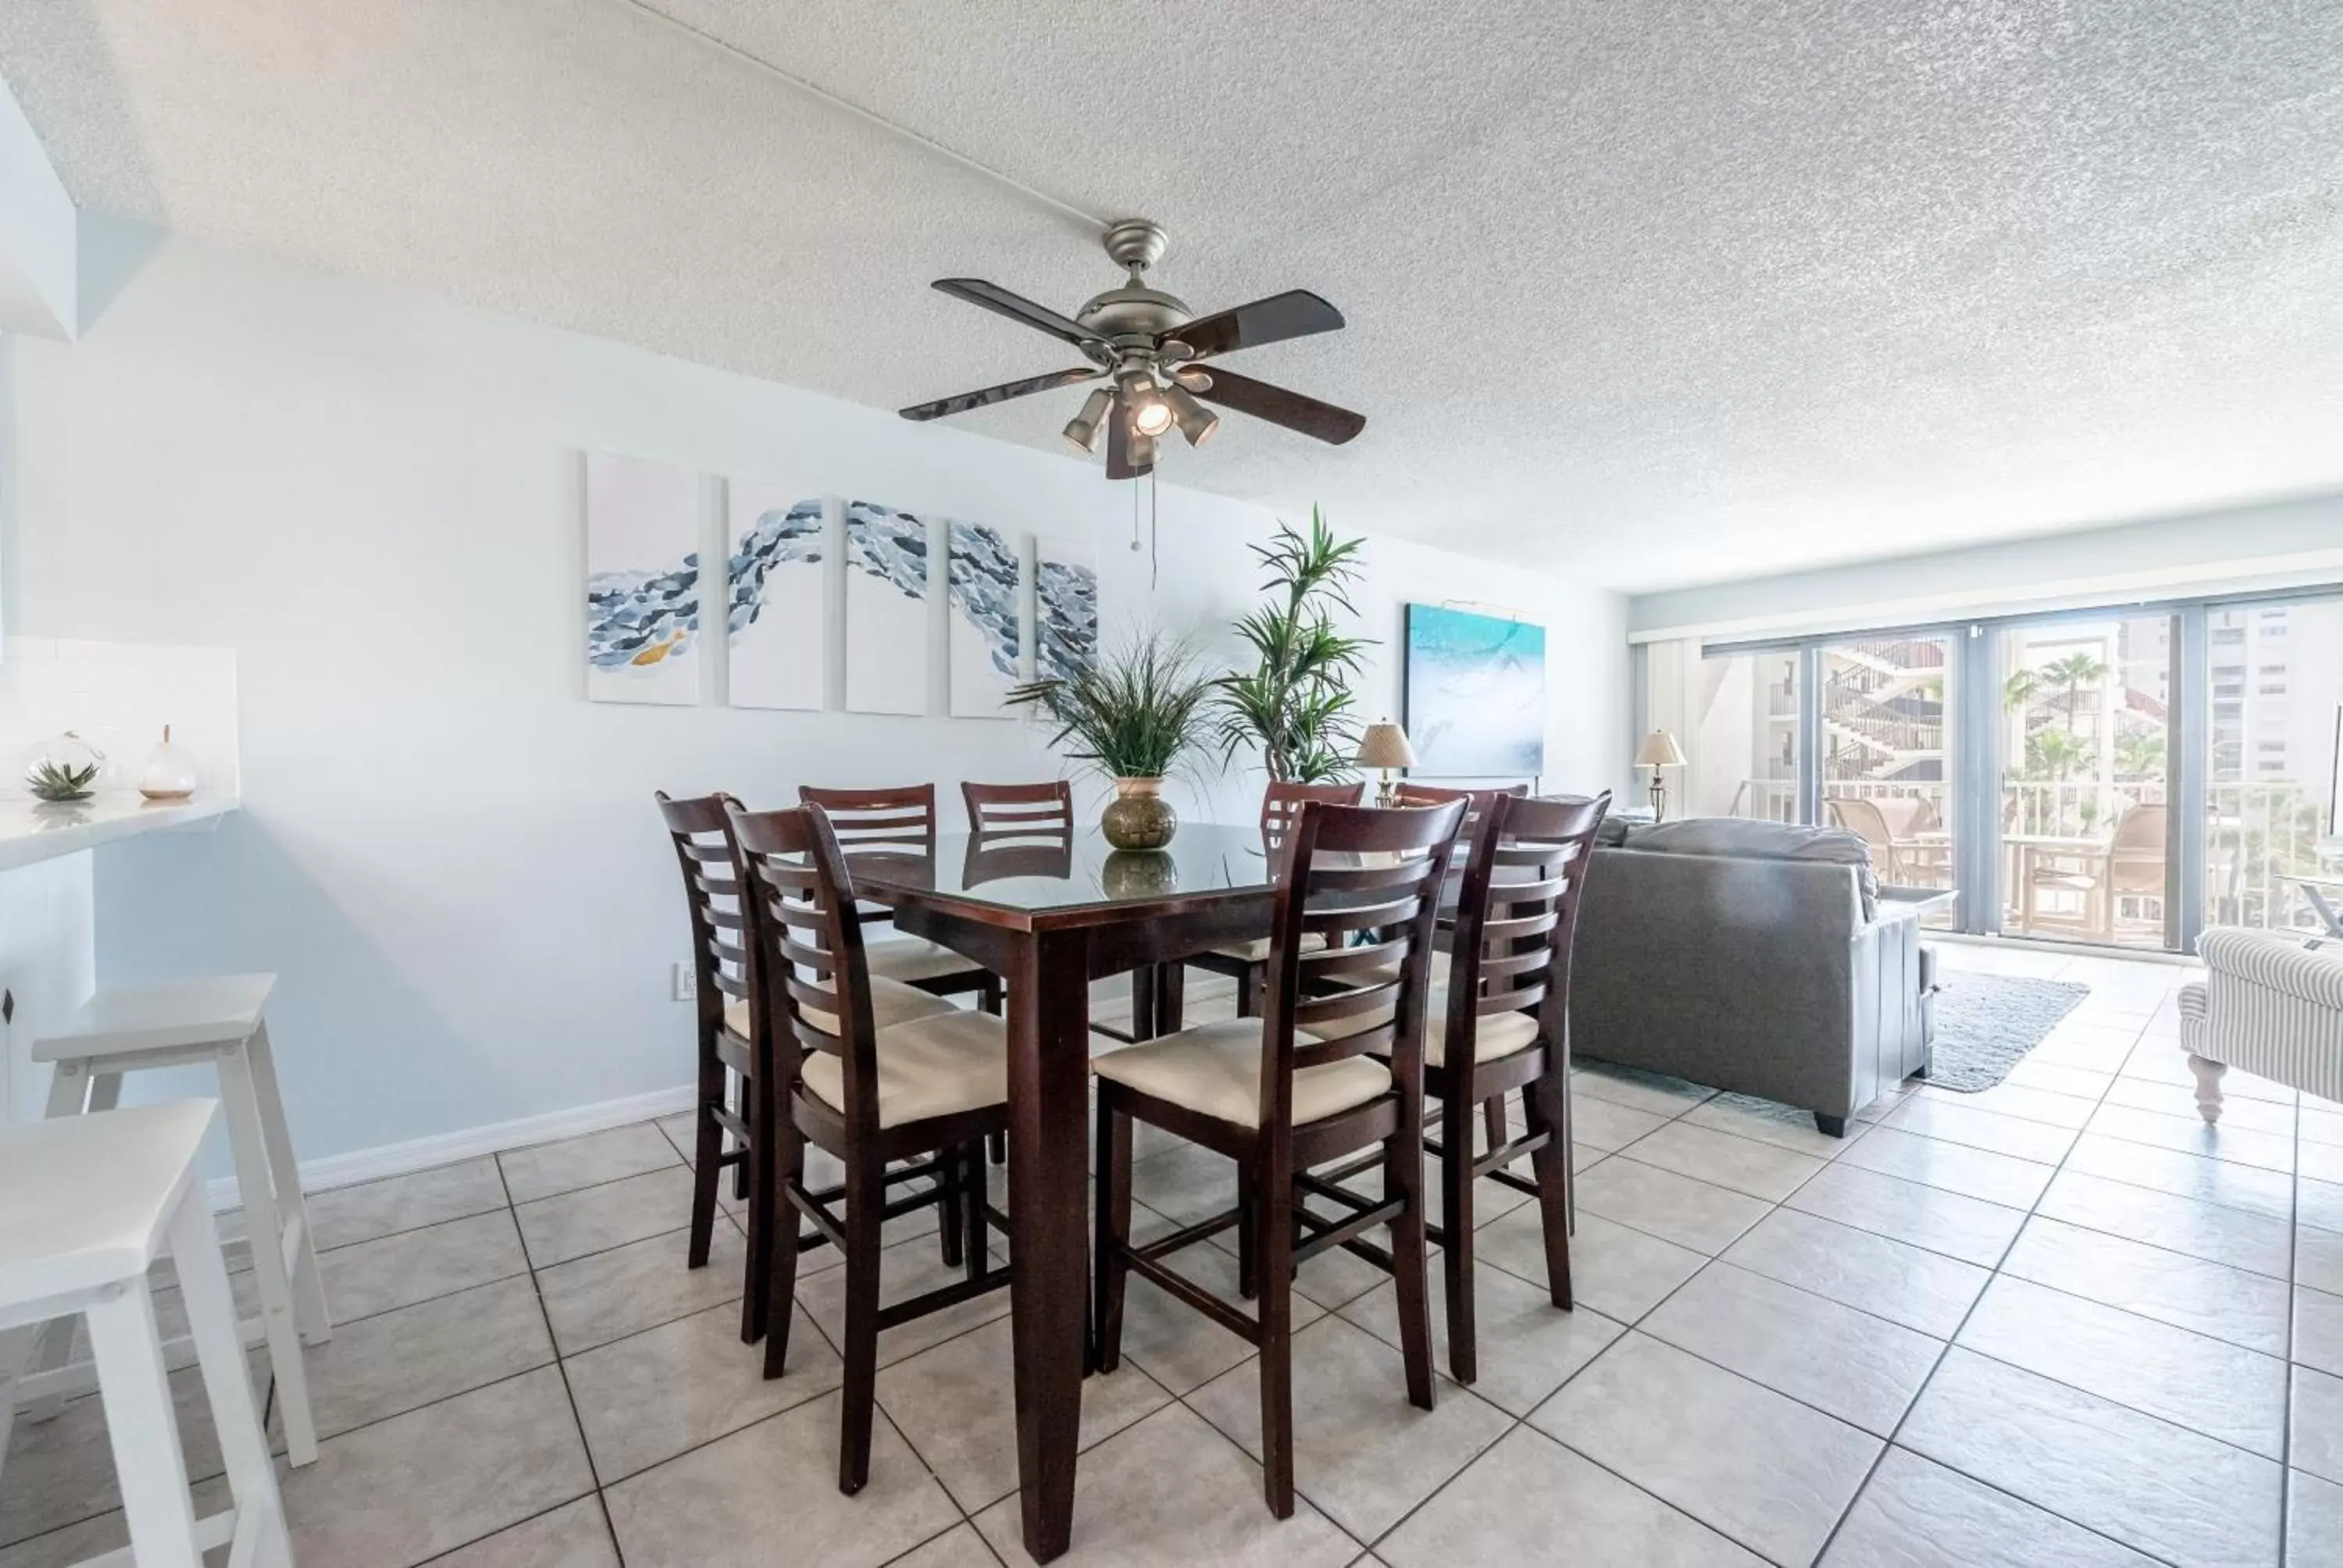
[
  {"x1": 1129, "y1": 964, "x2": 1158, "y2": 1042},
  {"x1": 1154, "y1": 960, "x2": 1186, "y2": 1035},
  {"x1": 1006, "y1": 928, "x2": 1092, "y2": 1562}
]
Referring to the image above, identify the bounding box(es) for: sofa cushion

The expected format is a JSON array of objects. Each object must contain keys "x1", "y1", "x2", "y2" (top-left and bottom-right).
[{"x1": 1623, "y1": 818, "x2": 1879, "y2": 919}]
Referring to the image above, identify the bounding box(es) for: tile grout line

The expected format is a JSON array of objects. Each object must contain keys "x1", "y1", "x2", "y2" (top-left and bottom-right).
[
  {"x1": 1808, "y1": 957, "x2": 2218, "y2": 1566},
  {"x1": 495, "y1": 1150, "x2": 629, "y2": 1568},
  {"x1": 2284, "y1": 1078, "x2": 2302, "y2": 1568},
  {"x1": 0, "y1": 959, "x2": 2260, "y2": 1565}
]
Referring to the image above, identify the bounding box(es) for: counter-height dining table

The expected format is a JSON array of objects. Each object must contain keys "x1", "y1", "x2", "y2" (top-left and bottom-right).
[{"x1": 851, "y1": 825, "x2": 1278, "y2": 1562}]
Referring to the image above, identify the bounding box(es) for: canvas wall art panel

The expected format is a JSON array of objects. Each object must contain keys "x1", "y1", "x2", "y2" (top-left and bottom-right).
[
  {"x1": 584, "y1": 451, "x2": 701, "y2": 705},
  {"x1": 1403, "y1": 604, "x2": 1546, "y2": 776},
  {"x1": 727, "y1": 483, "x2": 826, "y2": 711},
  {"x1": 948, "y1": 519, "x2": 1021, "y2": 718},
  {"x1": 844, "y1": 500, "x2": 932, "y2": 715},
  {"x1": 1033, "y1": 535, "x2": 1098, "y2": 683}
]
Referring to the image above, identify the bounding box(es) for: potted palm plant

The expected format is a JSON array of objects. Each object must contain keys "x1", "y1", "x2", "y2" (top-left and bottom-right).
[
  {"x1": 1008, "y1": 635, "x2": 1214, "y2": 850},
  {"x1": 1214, "y1": 510, "x2": 1371, "y2": 782}
]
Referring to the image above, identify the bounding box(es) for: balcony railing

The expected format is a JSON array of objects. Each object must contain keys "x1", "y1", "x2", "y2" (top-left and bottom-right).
[{"x1": 1719, "y1": 775, "x2": 2338, "y2": 939}]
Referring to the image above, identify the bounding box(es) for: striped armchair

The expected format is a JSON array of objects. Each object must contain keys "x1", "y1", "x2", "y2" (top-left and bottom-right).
[{"x1": 2181, "y1": 927, "x2": 2343, "y2": 1122}]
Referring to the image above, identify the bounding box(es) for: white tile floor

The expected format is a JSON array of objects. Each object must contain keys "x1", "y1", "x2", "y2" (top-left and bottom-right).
[{"x1": 4, "y1": 943, "x2": 2337, "y2": 1566}]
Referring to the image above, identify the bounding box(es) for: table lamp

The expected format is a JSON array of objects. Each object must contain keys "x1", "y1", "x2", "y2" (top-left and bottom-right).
[
  {"x1": 1635, "y1": 729, "x2": 1686, "y2": 821},
  {"x1": 1355, "y1": 720, "x2": 1417, "y2": 807}
]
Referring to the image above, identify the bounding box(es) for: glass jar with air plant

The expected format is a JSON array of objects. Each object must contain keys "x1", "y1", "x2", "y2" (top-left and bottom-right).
[
  {"x1": 1007, "y1": 634, "x2": 1214, "y2": 852},
  {"x1": 27, "y1": 732, "x2": 105, "y2": 803}
]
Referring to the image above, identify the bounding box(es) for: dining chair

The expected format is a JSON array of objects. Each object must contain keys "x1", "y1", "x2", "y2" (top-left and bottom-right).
[
  {"x1": 1092, "y1": 796, "x2": 1467, "y2": 1517},
  {"x1": 730, "y1": 801, "x2": 1014, "y2": 1495},
  {"x1": 657, "y1": 791, "x2": 758, "y2": 1299},
  {"x1": 800, "y1": 785, "x2": 1004, "y2": 1012},
  {"x1": 660, "y1": 791, "x2": 972, "y2": 1344},
  {"x1": 1392, "y1": 790, "x2": 1607, "y2": 1385},
  {"x1": 1390, "y1": 782, "x2": 1527, "y2": 1159},
  {"x1": 961, "y1": 779, "x2": 1075, "y2": 835},
  {"x1": 959, "y1": 781, "x2": 1077, "y2": 1159},
  {"x1": 1183, "y1": 781, "x2": 1367, "y2": 1017}
]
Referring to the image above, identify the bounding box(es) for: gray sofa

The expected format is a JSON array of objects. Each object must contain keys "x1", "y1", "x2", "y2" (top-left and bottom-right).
[{"x1": 1568, "y1": 818, "x2": 1935, "y2": 1135}]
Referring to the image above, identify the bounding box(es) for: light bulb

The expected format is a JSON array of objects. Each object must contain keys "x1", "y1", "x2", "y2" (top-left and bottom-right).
[{"x1": 1130, "y1": 390, "x2": 1174, "y2": 437}]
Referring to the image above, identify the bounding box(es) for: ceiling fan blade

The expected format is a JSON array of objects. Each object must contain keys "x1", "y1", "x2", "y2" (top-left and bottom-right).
[
  {"x1": 933, "y1": 279, "x2": 1109, "y2": 351},
  {"x1": 1104, "y1": 403, "x2": 1152, "y2": 480},
  {"x1": 899, "y1": 367, "x2": 1100, "y2": 422},
  {"x1": 1188, "y1": 367, "x2": 1364, "y2": 444},
  {"x1": 1163, "y1": 289, "x2": 1344, "y2": 360}
]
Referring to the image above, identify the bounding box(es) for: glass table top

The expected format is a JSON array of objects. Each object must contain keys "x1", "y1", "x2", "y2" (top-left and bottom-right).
[{"x1": 845, "y1": 825, "x2": 1275, "y2": 916}]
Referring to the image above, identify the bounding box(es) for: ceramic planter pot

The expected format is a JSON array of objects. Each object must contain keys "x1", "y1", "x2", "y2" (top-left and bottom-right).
[
  {"x1": 1100, "y1": 776, "x2": 1178, "y2": 850},
  {"x1": 139, "y1": 725, "x2": 200, "y2": 802}
]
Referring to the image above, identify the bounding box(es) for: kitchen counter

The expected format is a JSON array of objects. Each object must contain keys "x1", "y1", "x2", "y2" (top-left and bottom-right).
[{"x1": 0, "y1": 792, "x2": 238, "y2": 872}]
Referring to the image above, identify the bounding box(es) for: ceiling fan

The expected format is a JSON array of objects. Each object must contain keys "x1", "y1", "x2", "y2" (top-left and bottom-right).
[{"x1": 899, "y1": 218, "x2": 1364, "y2": 479}]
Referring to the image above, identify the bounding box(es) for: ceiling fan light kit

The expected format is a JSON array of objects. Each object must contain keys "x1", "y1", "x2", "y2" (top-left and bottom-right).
[
  {"x1": 1063, "y1": 387, "x2": 1114, "y2": 453},
  {"x1": 900, "y1": 218, "x2": 1364, "y2": 481}
]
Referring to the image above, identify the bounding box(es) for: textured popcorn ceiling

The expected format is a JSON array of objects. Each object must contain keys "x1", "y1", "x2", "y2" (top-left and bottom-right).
[{"x1": 5, "y1": 1, "x2": 2343, "y2": 590}]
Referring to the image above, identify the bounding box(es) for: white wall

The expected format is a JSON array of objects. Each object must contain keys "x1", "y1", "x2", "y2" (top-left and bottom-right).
[
  {"x1": 1629, "y1": 492, "x2": 2343, "y2": 643},
  {"x1": 0, "y1": 75, "x2": 75, "y2": 341},
  {"x1": 5, "y1": 222, "x2": 1630, "y2": 1165}
]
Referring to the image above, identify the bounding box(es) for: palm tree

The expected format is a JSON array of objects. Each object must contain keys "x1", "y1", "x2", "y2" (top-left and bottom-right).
[
  {"x1": 2027, "y1": 727, "x2": 2090, "y2": 779},
  {"x1": 2040, "y1": 651, "x2": 2108, "y2": 736},
  {"x1": 1212, "y1": 510, "x2": 1372, "y2": 782},
  {"x1": 2115, "y1": 730, "x2": 2166, "y2": 780},
  {"x1": 2002, "y1": 668, "x2": 2043, "y2": 714}
]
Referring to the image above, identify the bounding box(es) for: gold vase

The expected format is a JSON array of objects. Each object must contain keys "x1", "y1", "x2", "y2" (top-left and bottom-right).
[
  {"x1": 1100, "y1": 849, "x2": 1180, "y2": 899},
  {"x1": 1100, "y1": 776, "x2": 1178, "y2": 851}
]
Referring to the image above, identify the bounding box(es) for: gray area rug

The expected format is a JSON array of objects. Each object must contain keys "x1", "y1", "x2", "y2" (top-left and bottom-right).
[{"x1": 1926, "y1": 975, "x2": 2092, "y2": 1092}]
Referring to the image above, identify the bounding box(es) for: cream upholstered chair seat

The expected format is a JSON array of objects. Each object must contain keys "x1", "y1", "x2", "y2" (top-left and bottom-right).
[
  {"x1": 1206, "y1": 932, "x2": 1330, "y2": 965},
  {"x1": 799, "y1": 1009, "x2": 1010, "y2": 1128},
  {"x1": 868, "y1": 938, "x2": 995, "y2": 985},
  {"x1": 1418, "y1": 988, "x2": 1540, "y2": 1068},
  {"x1": 725, "y1": 975, "x2": 956, "y2": 1040},
  {"x1": 1321, "y1": 946, "x2": 1537, "y2": 1068},
  {"x1": 1090, "y1": 1018, "x2": 1390, "y2": 1128}
]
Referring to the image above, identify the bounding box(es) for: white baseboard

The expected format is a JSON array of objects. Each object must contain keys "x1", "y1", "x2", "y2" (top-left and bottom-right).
[
  {"x1": 206, "y1": 1081, "x2": 697, "y2": 1207},
  {"x1": 202, "y1": 971, "x2": 1247, "y2": 1208}
]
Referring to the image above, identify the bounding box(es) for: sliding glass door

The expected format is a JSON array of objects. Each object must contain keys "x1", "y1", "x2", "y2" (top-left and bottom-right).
[
  {"x1": 1995, "y1": 614, "x2": 2177, "y2": 950},
  {"x1": 1687, "y1": 647, "x2": 1801, "y2": 821},
  {"x1": 1817, "y1": 635, "x2": 1957, "y2": 922},
  {"x1": 2205, "y1": 597, "x2": 2343, "y2": 935},
  {"x1": 1695, "y1": 590, "x2": 2341, "y2": 953}
]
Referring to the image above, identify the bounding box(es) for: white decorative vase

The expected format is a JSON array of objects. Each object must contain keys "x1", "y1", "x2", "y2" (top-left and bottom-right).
[{"x1": 138, "y1": 725, "x2": 200, "y2": 802}]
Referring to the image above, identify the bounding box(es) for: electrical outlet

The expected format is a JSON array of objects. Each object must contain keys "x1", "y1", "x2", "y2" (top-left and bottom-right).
[{"x1": 672, "y1": 963, "x2": 696, "y2": 1002}]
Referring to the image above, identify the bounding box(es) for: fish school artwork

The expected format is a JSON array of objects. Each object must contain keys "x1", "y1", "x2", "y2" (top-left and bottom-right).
[
  {"x1": 580, "y1": 455, "x2": 1091, "y2": 720},
  {"x1": 1033, "y1": 535, "x2": 1098, "y2": 682},
  {"x1": 843, "y1": 500, "x2": 933, "y2": 715},
  {"x1": 584, "y1": 451, "x2": 700, "y2": 704},
  {"x1": 728, "y1": 483, "x2": 827, "y2": 711},
  {"x1": 947, "y1": 519, "x2": 1022, "y2": 718}
]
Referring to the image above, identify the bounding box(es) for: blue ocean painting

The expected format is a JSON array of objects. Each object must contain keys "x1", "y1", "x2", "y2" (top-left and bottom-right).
[{"x1": 1403, "y1": 604, "x2": 1546, "y2": 776}]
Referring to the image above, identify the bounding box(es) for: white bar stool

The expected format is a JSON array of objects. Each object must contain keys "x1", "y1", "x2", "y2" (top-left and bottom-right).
[
  {"x1": 22, "y1": 974, "x2": 326, "y2": 1464},
  {"x1": 0, "y1": 1101, "x2": 291, "y2": 1568}
]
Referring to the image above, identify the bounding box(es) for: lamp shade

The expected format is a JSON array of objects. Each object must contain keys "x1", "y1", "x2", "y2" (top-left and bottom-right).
[
  {"x1": 1355, "y1": 721, "x2": 1418, "y2": 770},
  {"x1": 1634, "y1": 729, "x2": 1686, "y2": 768}
]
